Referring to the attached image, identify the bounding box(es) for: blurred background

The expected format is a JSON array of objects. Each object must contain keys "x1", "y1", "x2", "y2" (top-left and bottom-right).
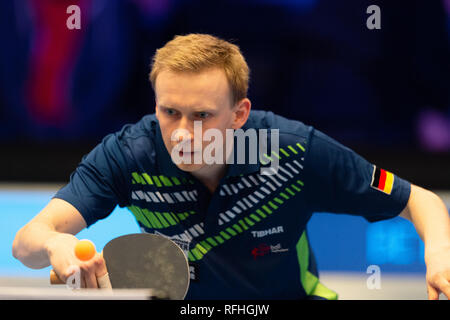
[{"x1": 0, "y1": 0, "x2": 449, "y2": 299}]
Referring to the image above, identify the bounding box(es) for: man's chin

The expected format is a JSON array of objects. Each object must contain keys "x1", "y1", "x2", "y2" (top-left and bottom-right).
[{"x1": 174, "y1": 162, "x2": 205, "y2": 173}]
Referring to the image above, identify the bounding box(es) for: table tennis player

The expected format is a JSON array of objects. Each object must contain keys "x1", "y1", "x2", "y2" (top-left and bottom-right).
[{"x1": 13, "y1": 33, "x2": 450, "y2": 300}]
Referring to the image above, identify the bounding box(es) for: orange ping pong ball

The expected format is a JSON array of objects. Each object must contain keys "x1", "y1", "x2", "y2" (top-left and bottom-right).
[{"x1": 74, "y1": 239, "x2": 96, "y2": 261}]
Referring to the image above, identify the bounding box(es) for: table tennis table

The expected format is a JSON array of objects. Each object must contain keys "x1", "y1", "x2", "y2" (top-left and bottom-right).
[{"x1": 0, "y1": 286, "x2": 155, "y2": 300}]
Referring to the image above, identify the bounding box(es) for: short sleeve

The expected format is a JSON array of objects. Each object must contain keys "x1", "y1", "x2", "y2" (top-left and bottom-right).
[
  {"x1": 52, "y1": 133, "x2": 131, "y2": 227},
  {"x1": 304, "y1": 128, "x2": 411, "y2": 222}
]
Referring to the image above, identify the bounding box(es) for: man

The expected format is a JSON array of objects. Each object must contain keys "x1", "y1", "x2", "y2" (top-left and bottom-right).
[{"x1": 13, "y1": 33, "x2": 450, "y2": 300}]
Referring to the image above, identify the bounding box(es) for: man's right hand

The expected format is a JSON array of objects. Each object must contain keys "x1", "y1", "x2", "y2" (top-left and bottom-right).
[
  {"x1": 44, "y1": 233, "x2": 108, "y2": 288},
  {"x1": 13, "y1": 198, "x2": 108, "y2": 288}
]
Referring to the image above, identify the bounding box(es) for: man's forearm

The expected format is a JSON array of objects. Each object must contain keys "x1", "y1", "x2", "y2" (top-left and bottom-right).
[{"x1": 400, "y1": 184, "x2": 450, "y2": 249}]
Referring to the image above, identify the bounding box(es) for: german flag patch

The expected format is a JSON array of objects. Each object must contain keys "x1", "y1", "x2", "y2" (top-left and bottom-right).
[{"x1": 371, "y1": 165, "x2": 394, "y2": 195}]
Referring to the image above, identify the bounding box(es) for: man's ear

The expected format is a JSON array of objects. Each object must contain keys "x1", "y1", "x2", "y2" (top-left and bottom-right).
[{"x1": 232, "y1": 98, "x2": 251, "y2": 130}]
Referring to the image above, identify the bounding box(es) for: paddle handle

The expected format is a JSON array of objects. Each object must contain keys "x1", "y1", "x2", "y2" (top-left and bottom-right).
[{"x1": 50, "y1": 270, "x2": 64, "y2": 284}]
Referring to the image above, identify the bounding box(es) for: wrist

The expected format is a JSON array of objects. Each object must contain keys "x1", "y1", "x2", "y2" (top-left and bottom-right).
[
  {"x1": 424, "y1": 242, "x2": 450, "y2": 261},
  {"x1": 423, "y1": 223, "x2": 450, "y2": 252}
]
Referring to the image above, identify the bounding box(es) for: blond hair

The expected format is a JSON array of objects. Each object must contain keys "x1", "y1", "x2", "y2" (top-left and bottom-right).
[{"x1": 149, "y1": 33, "x2": 250, "y2": 105}]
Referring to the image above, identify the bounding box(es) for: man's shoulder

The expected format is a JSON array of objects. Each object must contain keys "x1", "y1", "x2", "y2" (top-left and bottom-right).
[
  {"x1": 247, "y1": 109, "x2": 313, "y2": 148},
  {"x1": 115, "y1": 113, "x2": 158, "y2": 142},
  {"x1": 103, "y1": 114, "x2": 159, "y2": 170}
]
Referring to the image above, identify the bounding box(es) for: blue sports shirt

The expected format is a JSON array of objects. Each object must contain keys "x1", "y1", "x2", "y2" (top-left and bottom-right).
[{"x1": 53, "y1": 110, "x2": 411, "y2": 299}]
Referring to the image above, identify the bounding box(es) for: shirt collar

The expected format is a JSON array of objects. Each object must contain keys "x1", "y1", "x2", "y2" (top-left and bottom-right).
[{"x1": 155, "y1": 120, "x2": 261, "y2": 179}]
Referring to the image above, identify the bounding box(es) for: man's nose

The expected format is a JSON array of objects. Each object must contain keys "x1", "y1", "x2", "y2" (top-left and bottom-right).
[
  {"x1": 174, "y1": 130, "x2": 193, "y2": 143},
  {"x1": 174, "y1": 117, "x2": 194, "y2": 142}
]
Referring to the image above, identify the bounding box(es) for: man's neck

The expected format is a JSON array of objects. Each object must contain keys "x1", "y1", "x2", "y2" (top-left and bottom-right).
[{"x1": 191, "y1": 163, "x2": 228, "y2": 194}]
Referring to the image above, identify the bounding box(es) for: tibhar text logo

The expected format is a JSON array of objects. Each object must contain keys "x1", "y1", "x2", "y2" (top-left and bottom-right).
[
  {"x1": 170, "y1": 121, "x2": 280, "y2": 175},
  {"x1": 251, "y1": 226, "x2": 284, "y2": 238}
]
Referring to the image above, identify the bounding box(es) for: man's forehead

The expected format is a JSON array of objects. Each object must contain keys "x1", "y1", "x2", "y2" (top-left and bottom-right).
[
  {"x1": 156, "y1": 68, "x2": 229, "y2": 91},
  {"x1": 155, "y1": 68, "x2": 233, "y2": 108},
  {"x1": 156, "y1": 68, "x2": 227, "y2": 87}
]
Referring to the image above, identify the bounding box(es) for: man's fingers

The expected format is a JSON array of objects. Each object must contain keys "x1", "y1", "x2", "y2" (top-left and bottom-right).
[
  {"x1": 80, "y1": 254, "x2": 107, "y2": 288},
  {"x1": 427, "y1": 284, "x2": 439, "y2": 300},
  {"x1": 59, "y1": 254, "x2": 107, "y2": 289},
  {"x1": 82, "y1": 266, "x2": 99, "y2": 288},
  {"x1": 80, "y1": 276, "x2": 87, "y2": 289},
  {"x1": 93, "y1": 253, "x2": 108, "y2": 278},
  {"x1": 62, "y1": 265, "x2": 79, "y2": 283},
  {"x1": 434, "y1": 277, "x2": 450, "y2": 300},
  {"x1": 428, "y1": 273, "x2": 450, "y2": 300},
  {"x1": 79, "y1": 262, "x2": 95, "y2": 288},
  {"x1": 97, "y1": 273, "x2": 112, "y2": 289},
  {"x1": 93, "y1": 254, "x2": 112, "y2": 289}
]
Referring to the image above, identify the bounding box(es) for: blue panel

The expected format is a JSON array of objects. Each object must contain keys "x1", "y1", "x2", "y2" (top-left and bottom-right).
[
  {"x1": 307, "y1": 213, "x2": 426, "y2": 274},
  {"x1": 365, "y1": 218, "x2": 425, "y2": 272}
]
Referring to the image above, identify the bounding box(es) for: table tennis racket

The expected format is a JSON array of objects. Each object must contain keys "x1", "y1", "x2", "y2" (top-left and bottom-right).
[{"x1": 50, "y1": 233, "x2": 190, "y2": 299}]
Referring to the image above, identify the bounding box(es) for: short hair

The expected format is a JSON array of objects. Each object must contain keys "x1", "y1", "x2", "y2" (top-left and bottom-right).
[{"x1": 149, "y1": 33, "x2": 250, "y2": 105}]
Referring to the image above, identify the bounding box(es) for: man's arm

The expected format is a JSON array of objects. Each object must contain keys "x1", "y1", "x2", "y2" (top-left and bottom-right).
[
  {"x1": 399, "y1": 184, "x2": 450, "y2": 300},
  {"x1": 12, "y1": 198, "x2": 107, "y2": 288},
  {"x1": 12, "y1": 198, "x2": 86, "y2": 268}
]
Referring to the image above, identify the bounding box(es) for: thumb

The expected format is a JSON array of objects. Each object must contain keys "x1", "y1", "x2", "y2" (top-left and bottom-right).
[{"x1": 427, "y1": 284, "x2": 440, "y2": 300}]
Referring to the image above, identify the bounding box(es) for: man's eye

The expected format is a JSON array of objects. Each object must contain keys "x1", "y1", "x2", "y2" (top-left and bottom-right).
[
  {"x1": 166, "y1": 109, "x2": 177, "y2": 115},
  {"x1": 197, "y1": 112, "x2": 209, "y2": 119}
]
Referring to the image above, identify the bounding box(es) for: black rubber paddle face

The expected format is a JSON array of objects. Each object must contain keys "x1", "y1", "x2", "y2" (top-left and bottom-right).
[{"x1": 102, "y1": 233, "x2": 190, "y2": 299}]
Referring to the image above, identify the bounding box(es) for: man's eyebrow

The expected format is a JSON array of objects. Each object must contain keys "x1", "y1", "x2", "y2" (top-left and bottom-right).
[
  {"x1": 159, "y1": 104, "x2": 216, "y2": 112},
  {"x1": 158, "y1": 105, "x2": 182, "y2": 112},
  {"x1": 158, "y1": 104, "x2": 176, "y2": 109}
]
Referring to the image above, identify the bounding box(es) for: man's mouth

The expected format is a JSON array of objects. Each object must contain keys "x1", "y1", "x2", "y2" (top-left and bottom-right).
[{"x1": 178, "y1": 150, "x2": 199, "y2": 157}]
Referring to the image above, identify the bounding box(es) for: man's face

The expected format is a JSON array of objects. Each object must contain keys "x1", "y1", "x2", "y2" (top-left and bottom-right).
[{"x1": 155, "y1": 68, "x2": 239, "y2": 173}]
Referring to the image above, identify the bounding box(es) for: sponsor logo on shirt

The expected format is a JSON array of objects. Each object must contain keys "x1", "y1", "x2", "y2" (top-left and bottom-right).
[
  {"x1": 251, "y1": 243, "x2": 289, "y2": 259},
  {"x1": 251, "y1": 226, "x2": 284, "y2": 238}
]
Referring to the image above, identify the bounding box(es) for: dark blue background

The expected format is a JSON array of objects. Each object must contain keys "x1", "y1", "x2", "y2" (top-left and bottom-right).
[{"x1": 0, "y1": 0, "x2": 449, "y2": 150}]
